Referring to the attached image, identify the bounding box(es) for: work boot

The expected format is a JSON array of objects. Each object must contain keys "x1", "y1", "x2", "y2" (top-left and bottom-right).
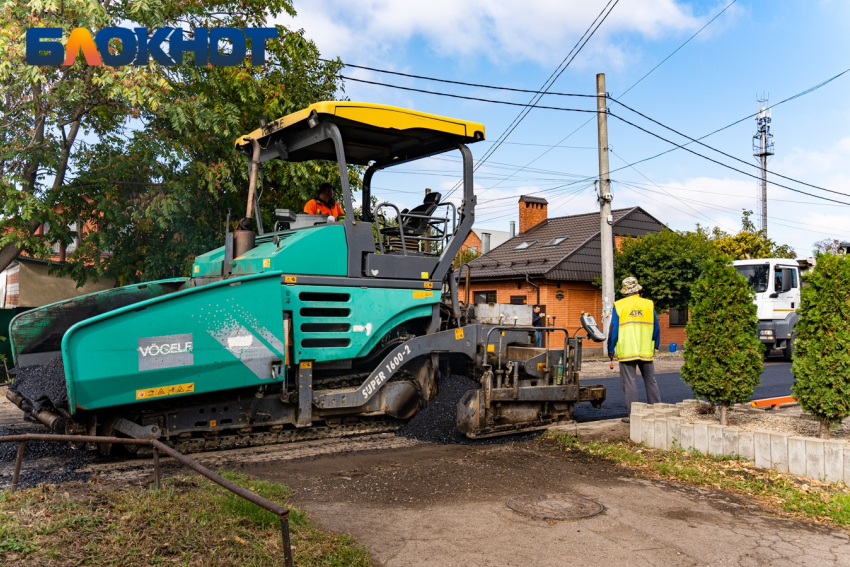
[{"x1": 621, "y1": 417, "x2": 630, "y2": 423}]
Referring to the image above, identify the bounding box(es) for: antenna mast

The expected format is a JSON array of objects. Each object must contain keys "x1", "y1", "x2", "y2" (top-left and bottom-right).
[{"x1": 753, "y1": 96, "x2": 775, "y2": 234}]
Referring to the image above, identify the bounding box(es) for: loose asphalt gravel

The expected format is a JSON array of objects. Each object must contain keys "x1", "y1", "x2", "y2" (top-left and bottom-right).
[
  {"x1": 9, "y1": 357, "x2": 69, "y2": 412},
  {"x1": 397, "y1": 373, "x2": 542, "y2": 445}
]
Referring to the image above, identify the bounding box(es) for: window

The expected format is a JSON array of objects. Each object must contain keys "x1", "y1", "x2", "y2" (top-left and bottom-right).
[
  {"x1": 468, "y1": 246, "x2": 477, "y2": 254},
  {"x1": 543, "y1": 236, "x2": 570, "y2": 247},
  {"x1": 474, "y1": 290, "x2": 497, "y2": 304},
  {"x1": 513, "y1": 240, "x2": 538, "y2": 251},
  {"x1": 510, "y1": 295, "x2": 527, "y2": 305},
  {"x1": 773, "y1": 266, "x2": 798, "y2": 292},
  {"x1": 669, "y1": 308, "x2": 688, "y2": 326},
  {"x1": 735, "y1": 264, "x2": 769, "y2": 293}
]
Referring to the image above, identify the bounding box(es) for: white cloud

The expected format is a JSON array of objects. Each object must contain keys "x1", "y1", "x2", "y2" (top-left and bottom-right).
[{"x1": 279, "y1": 0, "x2": 706, "y2": 67}]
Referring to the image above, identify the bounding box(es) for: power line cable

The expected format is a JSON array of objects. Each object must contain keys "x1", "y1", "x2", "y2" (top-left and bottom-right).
[
  {"x1": 609, "y1": 149, "x2": 736, "y2": 231},
  {"x1": 608, "y1": 96, "x2": 850, "y2": 198},
  {"x1": 608, "y1": 112, "x2": 850, "y2": 206},
  {"x1": 606, "y1": 65, "x2": 850, "y2": 175},
  {"x1": 619, "y1": 0, "x2": 738, "y2": 97},
  {"x1": 330, "y1": 61, "x2": 594, "y2": 97},
  {"x1": 468, "y1": 0, "x2": 733, "y2": 199},
  {"x1": 443, "y1": 0, "x2": 621, "y2": 201},
  {"x1": 339, "y1": 76, "x2": 597, "y2": 113}
]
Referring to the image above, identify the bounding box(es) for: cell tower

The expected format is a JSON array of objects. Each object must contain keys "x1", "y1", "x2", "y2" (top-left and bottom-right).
[{"x1": 753, "y1": 97, "x2": 774, "y2": 234}]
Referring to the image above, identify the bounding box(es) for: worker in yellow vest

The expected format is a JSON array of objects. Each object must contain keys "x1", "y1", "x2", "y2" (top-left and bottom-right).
[{"x1": 607, "y1": 277, "x2": 661, "y2": 423}]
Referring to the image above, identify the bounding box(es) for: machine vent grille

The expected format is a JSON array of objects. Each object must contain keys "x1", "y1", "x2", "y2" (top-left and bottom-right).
[
  {"x1": 301, "y1": 338, "x2": 350, "y2": 348},
  {"x1": 301, "y1": 323, "x2": 350, "y2": 332},
  {"x1": 299, "y1": 292, "x2": 350, "y2": 302},
  {"x1": 300, "y1": 307, "x2": 350, "y2": 317}
]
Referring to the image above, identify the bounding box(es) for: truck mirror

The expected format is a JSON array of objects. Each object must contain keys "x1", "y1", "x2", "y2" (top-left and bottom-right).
[{"x1": 781, "y1": 268, "x2": 793, "y2": 293}]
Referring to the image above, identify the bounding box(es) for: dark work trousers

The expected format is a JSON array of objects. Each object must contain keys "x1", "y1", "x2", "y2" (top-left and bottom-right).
[{"x1": 619, "y1": 360, "x2": 661, "y2": 411}]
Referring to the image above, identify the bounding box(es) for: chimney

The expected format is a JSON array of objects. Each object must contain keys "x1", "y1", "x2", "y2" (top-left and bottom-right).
[
  {"x1": 518, "y1": 195, "x2": 548, "y2": 233},
  {"x1": 509, "y1": 221, "x2": 516, "y2": 238},
  {"x1": 482, "y1": 232, "x2": 491, "y2": 253}
]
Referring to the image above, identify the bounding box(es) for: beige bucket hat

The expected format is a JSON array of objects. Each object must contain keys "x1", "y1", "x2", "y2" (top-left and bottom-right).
[{"x1": 620, "y1": 276, "x2": 642, "y2": 295}]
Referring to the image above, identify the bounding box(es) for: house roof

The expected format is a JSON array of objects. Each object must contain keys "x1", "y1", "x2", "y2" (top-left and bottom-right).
[
  {"x1": 472, "y1": 228, "x2": 511, "y2": 251},
  {"x1": 465, "y1": 206, "x2": 665, "y2": 282},
  {"x1": 518, "y1": 195, "x2": 548, "y2": 205}
]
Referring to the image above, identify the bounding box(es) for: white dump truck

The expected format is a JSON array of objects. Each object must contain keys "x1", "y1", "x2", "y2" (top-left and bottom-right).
[{"x1": 733, "y1": 258, "x2": 800, "y2": 360}]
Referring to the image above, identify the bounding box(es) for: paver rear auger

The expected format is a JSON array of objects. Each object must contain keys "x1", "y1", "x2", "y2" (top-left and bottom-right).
[{"x1": 6, "y1": 102, "x2": 606, "y2": 453}]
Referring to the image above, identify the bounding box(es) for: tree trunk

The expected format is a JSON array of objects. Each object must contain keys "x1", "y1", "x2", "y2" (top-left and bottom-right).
[
  {"x1": 0, "y1": 106, "x2": 83, "y2": 274},
  {"x1": 820, "y1": 418, "x2": 830, "y2": 440},
  {"x1": 719, "y1": 405, "x2": 728, "y2": 426}
]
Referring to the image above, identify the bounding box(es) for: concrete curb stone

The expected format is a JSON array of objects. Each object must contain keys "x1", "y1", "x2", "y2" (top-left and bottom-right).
[{"x1": 632, "y1": 403, "x2": 850, "y2": 487}]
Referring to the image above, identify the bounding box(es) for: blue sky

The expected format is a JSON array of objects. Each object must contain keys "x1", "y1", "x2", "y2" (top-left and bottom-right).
[{"x1": 277, "y1": 0, "x2": 850, "y2": 255}]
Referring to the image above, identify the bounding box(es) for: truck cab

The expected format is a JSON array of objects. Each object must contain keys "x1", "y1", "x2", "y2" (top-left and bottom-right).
[{"x1": 732, "y1": 258, "x2": 800, "y2": 360}]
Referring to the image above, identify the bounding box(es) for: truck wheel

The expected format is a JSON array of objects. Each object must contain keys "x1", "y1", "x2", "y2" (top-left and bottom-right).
[{"x1": 783, "y1": 334, "x2": 795, "y2": 362}]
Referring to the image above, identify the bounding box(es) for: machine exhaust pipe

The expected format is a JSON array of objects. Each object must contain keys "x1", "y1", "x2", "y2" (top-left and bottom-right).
[{"x1": 233, "y1": 136, "x2": 261, "y2": 258}]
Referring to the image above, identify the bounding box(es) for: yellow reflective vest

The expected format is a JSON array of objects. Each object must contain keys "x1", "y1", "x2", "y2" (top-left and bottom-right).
[{"x1": 612, "y1": 295, "x2": 656, "y2": 362}]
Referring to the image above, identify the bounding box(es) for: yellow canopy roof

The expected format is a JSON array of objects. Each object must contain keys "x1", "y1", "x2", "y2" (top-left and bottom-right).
[{"x1": 235, "y1": 101, "x2": 485, "y2": 165}]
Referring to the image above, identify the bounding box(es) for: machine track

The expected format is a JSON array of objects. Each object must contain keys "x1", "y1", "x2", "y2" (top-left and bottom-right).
[{"x1": 127, "y1": 418, "x2": 405, "y2": 455}]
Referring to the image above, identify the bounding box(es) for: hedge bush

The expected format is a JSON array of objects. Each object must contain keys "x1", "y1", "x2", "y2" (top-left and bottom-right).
[
  {"x1": 681, "y1": 258, "x2": 763, "y2": 425},
  {"x1": 792, "y1": 253, "x2": 850, "y2": 438}
]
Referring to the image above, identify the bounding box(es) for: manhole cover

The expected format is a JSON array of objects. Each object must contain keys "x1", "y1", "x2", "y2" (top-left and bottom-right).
[{"x1": 506, "y1": 493, "x2": 603, "y2": 520}]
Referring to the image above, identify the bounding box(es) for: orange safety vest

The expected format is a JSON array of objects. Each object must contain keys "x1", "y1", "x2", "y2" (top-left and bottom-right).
[{"x1": 304, "y1": 199, "x2": 345, "y2": 219}]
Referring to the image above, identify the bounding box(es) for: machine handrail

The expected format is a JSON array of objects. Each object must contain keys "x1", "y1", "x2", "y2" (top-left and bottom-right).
[{"x1": 374, "y1": 201, "x2": 457, "y2": 256}]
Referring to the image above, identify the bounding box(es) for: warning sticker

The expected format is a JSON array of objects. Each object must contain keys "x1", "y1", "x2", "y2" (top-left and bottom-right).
[
  {"x1": 193, "y1": 265, "x2": 200, "y2": 273},
  {"x1": 413, "y1": 290, "x2": 434, "y2": 299},
  {"x1": 420, "y1": 272, "x2": 429, "y2": 279},
  {"x1": 284, "y1": 276, "x2": 297, "y2": 284},
  {"x1": 263, "y1": 258, "x2": 271, "y2": 268},
  {"x1": 454, "y1": 328, "x2": 464, "y2": 340},
  {"x1": 423, "y1": 282, "x2": 433, "y2": 289},
  {"x1": 136, "y1": 382, "x2": 195, "y2": 400}
]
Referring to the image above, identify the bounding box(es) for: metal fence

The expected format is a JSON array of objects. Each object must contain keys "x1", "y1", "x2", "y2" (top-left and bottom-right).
[{"x1": 0, "y1": 433, "x2": 293, "y2": 567}]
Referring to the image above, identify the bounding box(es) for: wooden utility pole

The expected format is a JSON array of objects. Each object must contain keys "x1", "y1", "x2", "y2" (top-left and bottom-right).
[{"x1": 596, "y1": 73, "x2": 615, "y2": 339}]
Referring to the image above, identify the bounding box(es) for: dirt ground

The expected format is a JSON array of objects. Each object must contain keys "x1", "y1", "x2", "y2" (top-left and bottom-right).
[
  {"x1": 5, "y1": 378, "x2": 850, "y2": 566},
  {"x1": 240, "y1": 435, "x2": 850, "y2": 567}
]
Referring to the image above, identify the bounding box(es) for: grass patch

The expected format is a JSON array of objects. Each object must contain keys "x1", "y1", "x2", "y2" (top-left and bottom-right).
[
  {"x1": 0, "y1": 472, "x2": 370, "y2": 566},
  {"x1": 544, "y1": 430, "x2": 850, "y2": 528}
]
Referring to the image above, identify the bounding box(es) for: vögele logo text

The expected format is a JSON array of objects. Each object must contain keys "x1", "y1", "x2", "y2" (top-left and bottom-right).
[{"x1": 26, "y1": 27, "x2": 278, "y2": 66}]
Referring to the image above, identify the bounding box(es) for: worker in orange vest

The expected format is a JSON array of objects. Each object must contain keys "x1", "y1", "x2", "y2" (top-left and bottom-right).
[{"x1": 304, "y1": 182, "x2": 345, "y2": 220}]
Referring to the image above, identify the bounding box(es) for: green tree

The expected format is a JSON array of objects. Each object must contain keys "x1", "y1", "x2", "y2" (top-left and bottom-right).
[
  {"x1": 614, "y1": 227, "x2": 717, "y2": 311},
  {"x1": 711, "y1": 211, "x2": 796, "y2": 260},
  {"x1": 453, "y1": 248, "x2": 480, "y2": 269},
  {"x1": 681, "y1": 258, "x2": 763, "y2": 425},
  {"x1": 791, "y1": 253, "x2": 850, "y2": 439},
  {"x1": 2, "y1": 1, "x2": 351, "y2": 286}
]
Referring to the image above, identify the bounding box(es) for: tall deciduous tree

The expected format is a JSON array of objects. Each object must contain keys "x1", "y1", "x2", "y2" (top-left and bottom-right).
[
  {"x1": 681, "y1": 258, "x2": 763, "y2": 426},
  {"x1": 614, "y1": 227, "x2": 717, "y2": 311},
  {"x1": 1, "y1": 1, "x2": 351, "y2": 286},
  {"x1": 791, "y1": 253, "x2": 850, "y2": 439},
  {"x1": 711, "y1": 210, "x2": 796, "y2": 260}
]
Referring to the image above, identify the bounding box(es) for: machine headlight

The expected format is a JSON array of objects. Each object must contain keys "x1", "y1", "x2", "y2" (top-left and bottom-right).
[{"x1": 759, "y1": 329, "x2": 774, "y2": 337}]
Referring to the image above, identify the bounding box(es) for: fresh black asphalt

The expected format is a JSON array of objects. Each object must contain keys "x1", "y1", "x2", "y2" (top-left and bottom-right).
[{"x1": 575, "y1": 361, "x2": 795, "y2": 422}]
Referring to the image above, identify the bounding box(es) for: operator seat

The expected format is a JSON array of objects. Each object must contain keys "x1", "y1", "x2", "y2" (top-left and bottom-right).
[{"x1": 381, "y1": 192, "x2": 442, "y2": 238}]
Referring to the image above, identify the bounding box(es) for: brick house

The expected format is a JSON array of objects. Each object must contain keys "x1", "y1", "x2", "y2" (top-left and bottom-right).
[
  {"x1": 460, "y1": 228, "x2": 511, "y2": 255},
  {"x1": 459, "y1": 197, "x2": 688, "y2": 354}
]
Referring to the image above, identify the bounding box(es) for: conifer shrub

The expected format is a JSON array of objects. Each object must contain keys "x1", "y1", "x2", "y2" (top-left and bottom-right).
[
  {"x1": 681, "y1": 258, "x2": 763, "y2": 425},
  {"x1": 792, "y1": 253, "x2": 850, "y2": 439}
]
